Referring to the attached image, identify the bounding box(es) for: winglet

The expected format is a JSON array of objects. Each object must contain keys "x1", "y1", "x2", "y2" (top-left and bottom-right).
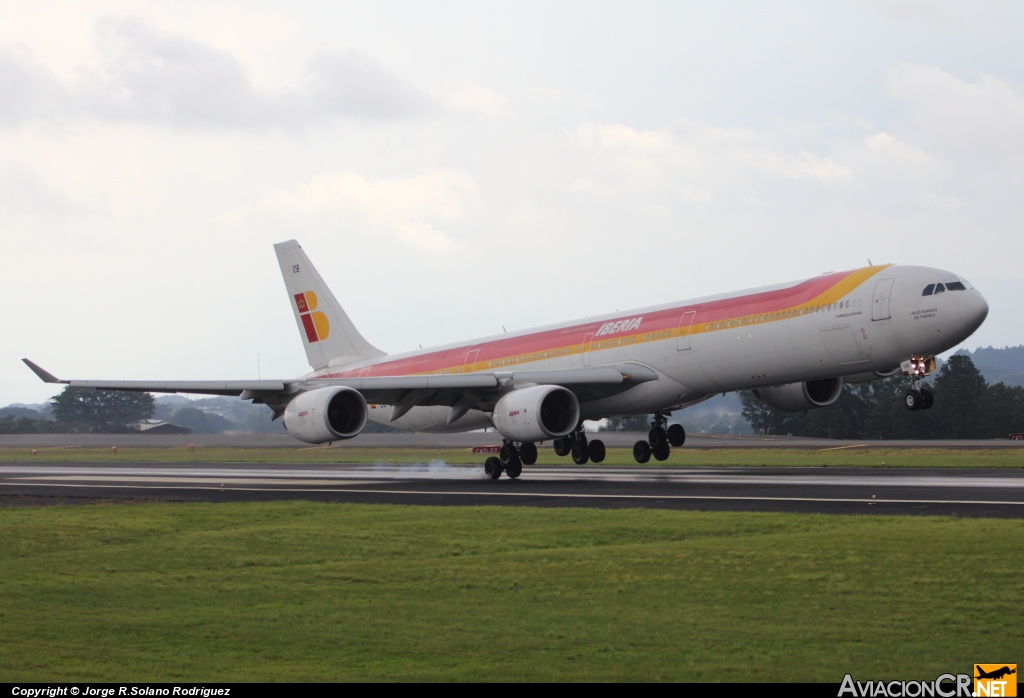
[{"x1": 22, "y1": 359, "x2": 66, "y2": 384}]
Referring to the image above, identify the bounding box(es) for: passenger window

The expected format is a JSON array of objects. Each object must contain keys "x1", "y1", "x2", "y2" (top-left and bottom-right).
[
  {"x1": 935, "y1": 283, "x2": 946, "y2": 294},
  {"x1": 922, "y1": 284, "x2": 934, "y2": 296}
]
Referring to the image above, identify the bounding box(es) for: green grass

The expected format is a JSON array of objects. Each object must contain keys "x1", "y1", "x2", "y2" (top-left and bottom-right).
[
  {"x1": 2, "y1": 445, "x2": 1023, "y2": 468},
  {"x1": 0, "y1": 502, "x2": 1020, "y2": 681}
]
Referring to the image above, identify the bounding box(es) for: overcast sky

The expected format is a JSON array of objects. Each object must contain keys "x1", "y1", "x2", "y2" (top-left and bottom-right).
[{"x1": 3, "y1": 1, "x2": 1022, "y2": 405}]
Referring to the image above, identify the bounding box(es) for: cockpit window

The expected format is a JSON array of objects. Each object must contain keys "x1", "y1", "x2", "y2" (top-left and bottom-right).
[
  {"x1": 946, "y1": 281, "x2": 966, "y2": 291},
  {"x1": 934, "y1": 283, "x2": 946, "y2": 294},
  {"x1": 922, "y1": 284, "x2": 935, "y2": 296}
]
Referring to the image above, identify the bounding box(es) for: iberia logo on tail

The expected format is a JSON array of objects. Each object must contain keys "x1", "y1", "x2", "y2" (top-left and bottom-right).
[{"x1": 294, "y1": 291, "x2": 330, "y2": 343}]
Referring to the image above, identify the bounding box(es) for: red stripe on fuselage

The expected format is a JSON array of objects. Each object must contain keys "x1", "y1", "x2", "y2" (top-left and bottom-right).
[{"x1": 324, "y1": 269, "x2": 866, "y2": 378}]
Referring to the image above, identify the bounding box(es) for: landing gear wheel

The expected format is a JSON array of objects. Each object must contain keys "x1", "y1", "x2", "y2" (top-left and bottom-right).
[
  {"x1": 652, "y1": 441, "x2": 671, "y2": 461},
  {"x1": 571, "y1": 440, "x2": 590, "y2": 465},
  {"x1": 649, "y1": 426, "x2": 667, "y2": 449},
  {"x1": 919, "y1": 387, "x2": 934, "y2": 410},
  {"x1": 667, "y1": 424, "x2": 686, "y2": 448},
  {"x1": 519, "y1": 442, "x2": 538, "y2": 465},
  {"x1": 505, "y1": 460, "x2": 522, "y2": 479},
  {"x1": 499, "y1": 443, "x2": 521, "y2": 468},
  {"x1": 484, "y1": 456, "x2": 502, "y2": 480},
  {"x1": 588, "y1": 439, "x2": 606, "y2": 464},
  {"x1": 633, "y1": 440, "x2": 652, "y2": 464},
  {"x1": 904, "y1": 390, "x2": 922, "y2": 412},
  {"x1": 553, "y1": 437, "x2": 572, "y2": 457}
]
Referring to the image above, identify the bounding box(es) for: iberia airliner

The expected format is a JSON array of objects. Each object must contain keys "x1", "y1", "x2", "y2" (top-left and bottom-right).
[{"x1": 24, "y1": 240, "x2": 989, "y2": 479}]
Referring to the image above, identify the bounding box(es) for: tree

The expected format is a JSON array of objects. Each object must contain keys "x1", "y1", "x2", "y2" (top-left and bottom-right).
[
  {"x1": 929, "y1": 354, "x2": 988, "y2": 439},
  {"x1": 50, "y1": 387, "x2": 155, "y2": 433}
]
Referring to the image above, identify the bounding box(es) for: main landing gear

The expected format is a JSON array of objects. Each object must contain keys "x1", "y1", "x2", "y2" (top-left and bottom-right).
[
  {"x1": 633, "y1": 413, "x2": 685, "y2": 464},
  {"x1": 901, "y1": 357, "x2": 936, "y2": 412},
  {"x1": 484, "y1": 439, "x2": 539, "y2": 480},
  {"x1": 552, "y1": 425, "x2": 606, "y2": 465}
]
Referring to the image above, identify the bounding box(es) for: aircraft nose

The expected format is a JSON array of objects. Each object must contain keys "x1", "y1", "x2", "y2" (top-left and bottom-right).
[{"x1": 959, "y1": 290, "x2": 989, "y2": 334}]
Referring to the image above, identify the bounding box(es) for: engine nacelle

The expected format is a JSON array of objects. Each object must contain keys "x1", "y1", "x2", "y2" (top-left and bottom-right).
[
  {"x1": 283, "y1": 386, "x2": 367, "y2": 443},
  {"x1": 753, "y1": 377, "x2": 843, "y2": 412},
  {"x1": 491, "y1": 385, "x2": 580, "y2": 443}
]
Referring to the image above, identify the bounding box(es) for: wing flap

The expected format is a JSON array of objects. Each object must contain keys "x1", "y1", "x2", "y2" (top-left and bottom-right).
[{"x1": 65, "y1": 380, "x2": 289, "y2": 396}]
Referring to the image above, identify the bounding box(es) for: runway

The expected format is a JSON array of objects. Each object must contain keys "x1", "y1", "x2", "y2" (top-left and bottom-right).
[{"x1": 2, "y1": 461, "x2": 1023, "y2": 517}]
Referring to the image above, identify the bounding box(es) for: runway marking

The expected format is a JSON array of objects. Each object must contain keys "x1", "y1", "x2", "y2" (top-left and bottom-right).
[
  {"x1": 819, "y1": 445, "x2": 867, "y2": 451},
  {"x1": 13, "y1": 476, "x2": 398, "y2": 486},
  {"x1": 2, "y1": 481, "x2": 1023, "y2": 507},
  {"x1": 7, "y1": 469, "x2": 1024, "y2": 488}
]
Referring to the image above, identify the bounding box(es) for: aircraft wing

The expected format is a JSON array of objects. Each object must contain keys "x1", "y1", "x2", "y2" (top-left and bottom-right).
[
  {"x1": 24, "y1": 356, "x2": 655, "y2": 399},
  {"x1": 23, "y1": 359, "x2": 657, "y2": 410},
  {"x1": 23, "y1": 359, "x2": 290, "y2": 396}
]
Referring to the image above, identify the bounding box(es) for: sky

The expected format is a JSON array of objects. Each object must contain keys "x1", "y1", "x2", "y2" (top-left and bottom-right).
[{"x1": 2, "y1": 1, "x2": 1023, "y2": 406}]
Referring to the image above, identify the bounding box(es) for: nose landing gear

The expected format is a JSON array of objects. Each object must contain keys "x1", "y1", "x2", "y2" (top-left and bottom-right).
[{"x1": 901, "y1": 357, "x2": 936, "y2": 411}]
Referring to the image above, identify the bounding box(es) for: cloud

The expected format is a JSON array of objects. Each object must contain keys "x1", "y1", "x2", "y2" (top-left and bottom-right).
[
  {"x1": 888, "y1": 64, "x2": 1024, "y2": 166},
  {"x1": 262, "y1": 169, "x2": 478, "y2": 255},
  {"x1": 0, "y1": 163, "x2": 92, "y2": 217},
  {"x1": 308, "y1": 51, "x2": 431, "y2": 121},
  {"x1": 572, "y1": 121, "x2": 851, "y2": 208},
  {"x1": 0, "y1": 17, "x2": 431, "y2": 131},
  {"x1": 0, "y1": 47, "x2": 69, "y2": 127},
  {"x1": 83, "y1": 16, "x2": 289, "y2": 129},
  {"x1": 448, "y1": 84, "x2": 508, "y2": 117}
]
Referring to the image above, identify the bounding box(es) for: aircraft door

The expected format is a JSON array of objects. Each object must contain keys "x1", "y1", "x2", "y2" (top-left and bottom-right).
[
  {"x1": 463, "y1": 348, "x2": 480, "y2": 373},
  {"x1": 872, "y1": 278, "x2": 894, "y2": 321},
  {"x1": 676, "y1": 311, "x2": 696, "y2": 351},
  {"x1": 582, "y1": 333, "x2": 594, "y2": 366}
]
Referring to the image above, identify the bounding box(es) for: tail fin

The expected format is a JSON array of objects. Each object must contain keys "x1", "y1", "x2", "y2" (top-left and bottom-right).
[{"x1": 274, "y1": 240, "x2": 386, "y2": 370}]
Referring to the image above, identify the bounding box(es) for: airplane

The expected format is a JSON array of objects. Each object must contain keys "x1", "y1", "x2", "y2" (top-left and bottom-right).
[
  {"x1": 975, "y1": 666, "x2": 1016, "y2": 681},
  {"x1": 24, "y1": 240, "x2": 989, "y2": 479}
]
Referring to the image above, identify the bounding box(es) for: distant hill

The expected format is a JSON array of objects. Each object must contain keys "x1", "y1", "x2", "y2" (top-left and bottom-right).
[{"x1": 955, "y1": 345, "x2": 1024, "y2": 387}]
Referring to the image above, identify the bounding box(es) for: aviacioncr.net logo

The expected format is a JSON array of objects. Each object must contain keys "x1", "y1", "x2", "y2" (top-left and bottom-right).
[
  {"x1": 294, "y1": 291, "x2": 330, "y2": 343},
  {"x1": 839, "y1": 673, "x2": 973, "y2": 697}
]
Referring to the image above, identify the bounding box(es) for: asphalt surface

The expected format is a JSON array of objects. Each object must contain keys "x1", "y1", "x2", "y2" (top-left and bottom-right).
[
  {"x1": 3, "y1": 432, "x2": 1024, "y2": 449},
  {"x1": 2, "y1": 460, "x2": 1023, "y2": 517}
]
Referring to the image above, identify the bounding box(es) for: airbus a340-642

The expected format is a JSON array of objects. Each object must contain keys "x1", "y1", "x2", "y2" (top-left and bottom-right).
[{"x1": 25, "y1": 240, "x2": 988, "y2": 479}]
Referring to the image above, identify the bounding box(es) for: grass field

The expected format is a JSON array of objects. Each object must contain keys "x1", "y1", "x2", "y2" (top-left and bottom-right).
[
  {"x1": 2, "y1": 445, "x2": 1023, "y2": 468},
  {"x1": 0, "y1": 502, "x2": 1021, "y2": 681}
]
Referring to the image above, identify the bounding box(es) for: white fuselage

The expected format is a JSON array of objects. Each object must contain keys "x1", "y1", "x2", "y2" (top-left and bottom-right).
[{"x1": 317, "y1": 264, "x2": 988, "y2": 433}]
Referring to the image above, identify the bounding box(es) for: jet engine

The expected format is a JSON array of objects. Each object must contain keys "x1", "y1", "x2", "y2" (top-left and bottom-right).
[
  {"x1": 753, "y1": 377, "x2": 843, "y2": 412},
  {"x1": 491, "y1": 385, "x2": 580, "y2": 443},
  {"x1": 283, "y1": 386, "x2": 368, "y2": 443}
]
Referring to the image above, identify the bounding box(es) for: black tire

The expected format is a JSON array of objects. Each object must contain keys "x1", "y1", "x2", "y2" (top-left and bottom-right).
[
  {"x1": 904, "y1": 390, "x2": 921, "y2": 411},
  {"x1": 920, "y1": 386, "x2": 934, "y2": 410},
  {"x1": 571, "y1": 440, "x2": 590, "y2": 465},
  {"x1": 499, "y1": 444, "x2": 520, "y2": 468},
  {"x1": 652, "y1": 441, "x2": 671, "y2": 461},
  {"x1": 505, "y1": 460, "x2": 522, "y2": 479},
  {"x1": 667, "y1": 423, "x2": 686, "y2": 448},
  {"x1": 588, "y1": 439, "x2": 606, "y2": 464},
  {"x1": 633, "y1": 440, "x2": 652, "y2": 464},
  {"x1": 484, "y1": 456, "x2": 502, "y2": 479},
  {"x1": 553, "y1": 437, "x2": 571, "y2": 457},
  {"x1": 649, "y1": 426, "x2": 667, "y2": 448},
  {"x1": 520, "y1": 442, "x2": 538, "y2": 465}
]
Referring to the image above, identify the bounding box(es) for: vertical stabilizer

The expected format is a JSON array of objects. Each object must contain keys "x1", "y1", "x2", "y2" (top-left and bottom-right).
[{"x1": 274, "y1": 240, "x2": 386, "y2": 370}]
